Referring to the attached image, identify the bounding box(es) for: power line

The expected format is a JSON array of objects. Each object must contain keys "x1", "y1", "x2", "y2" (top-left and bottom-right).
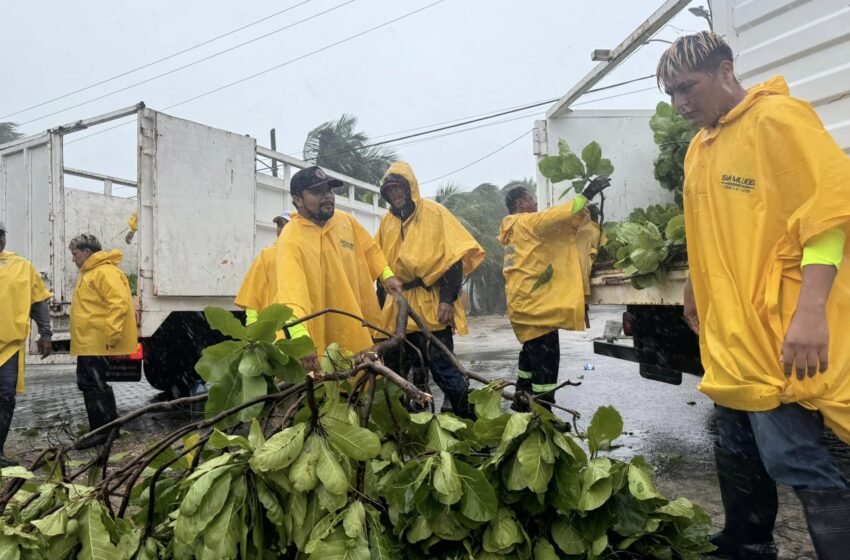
[
  {"x1": 420, "y1": 129, "x2": 532, "y2": 185},
  {"x1": 18, "y1": 0, "x2": 357, "y2": 127},
  {"x1": 66, "y1": 0, "x2": 447, "y2": 146},
  {"x1": 1, "y1": 0, "x2": 315, "y2": 120}
]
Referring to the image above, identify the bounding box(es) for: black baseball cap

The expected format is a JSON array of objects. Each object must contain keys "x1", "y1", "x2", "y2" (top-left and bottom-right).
[{"x1": 290, "y1": 166, "x2": 343, "y2": 197}]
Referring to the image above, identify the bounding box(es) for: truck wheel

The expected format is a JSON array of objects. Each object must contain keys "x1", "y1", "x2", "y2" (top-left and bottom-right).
[{"x1": 143, "y1": 312, "x2": 234, "y2": 398}]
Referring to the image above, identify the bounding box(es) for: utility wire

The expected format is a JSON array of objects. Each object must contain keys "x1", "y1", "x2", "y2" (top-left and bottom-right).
[
  {"x1": 66, "y1": 0, "x2": 447, "y2": 146},
  {"x1": 1, "y1": 0, "x2": 315, "y2": 120},
  {"x1": 420, "y1": 129, "x2": 532, "y2": 185},
  {"x1": 18, "y1": 0, "x2": 357, "y2": 127}
]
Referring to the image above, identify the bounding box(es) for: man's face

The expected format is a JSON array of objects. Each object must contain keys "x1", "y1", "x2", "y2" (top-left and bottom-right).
[
  {"x1": 382, "y1": 184, "x2": 409, "y2": 212},
  {"x1": 517, "y1": 192, "x2": 537, "y2": 213},
  {"x1": 664, "y1": 68, "x2": 728, "y2": 128},
  {"x1": 296, "y1": 183, "x2": 335, "y2": 223},
  {"x1": 71, "y1": 248, "x2": 92, "y2": 269},
  {"x1": 0, "y1": 231, "x2": 6, "y2": 253}
]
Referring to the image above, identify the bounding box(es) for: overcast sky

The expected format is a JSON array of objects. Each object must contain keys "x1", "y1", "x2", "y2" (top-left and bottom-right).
[{"x1": 2, "y1": 0, "x2": 709, "y2": 197}]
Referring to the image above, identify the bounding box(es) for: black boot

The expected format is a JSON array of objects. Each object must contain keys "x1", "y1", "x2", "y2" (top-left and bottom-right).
[
  {"x1": 797, "y1": 488, "x2": 850, "y2": 560},
  {"x1": 74, "y1": 389, "x2": 119, "y2": 450},
  {"x1": 709, "y1": 445, "x2": 778, "y2": 560}
]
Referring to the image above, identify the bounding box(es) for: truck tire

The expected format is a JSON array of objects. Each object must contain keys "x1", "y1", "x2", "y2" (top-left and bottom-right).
[{"x1": 143, "y1": 312, "x2": 234, "y2": 398}]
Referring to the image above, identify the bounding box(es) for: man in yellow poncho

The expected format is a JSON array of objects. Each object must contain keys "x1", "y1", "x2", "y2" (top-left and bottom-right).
[
  {"x1": 235, "y1": 210, "x2": 291, "y2": 325},
  {"x1": 69, "y1": 234, "x2": 138, "y2": 449},
  {"x1": 375, "y1": 162, "x2": 485, "y2": 418},
  {"x1": 499, "y1": 178, "x2": 609, "y2": 411},
  {"x1": 0, "y1": 222, "x2": 53, "y2": 467},
  {"x1": 575, "y1": 205, "x2": 606, "y2": 327},
  {"x1": 658, "y1": 32, "x2": 850, "y2": 559},
  {"x1": 275, "y1": 166, "x2": 402, "y2": 372}
]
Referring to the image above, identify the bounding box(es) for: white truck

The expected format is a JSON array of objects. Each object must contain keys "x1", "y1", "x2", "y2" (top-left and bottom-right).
[
  {"x1": 0, "y1": 104, "x2": 385, "y2": 395},
  {"x1": 535, "y1": 0, "x2": 850, "y2": 384}
]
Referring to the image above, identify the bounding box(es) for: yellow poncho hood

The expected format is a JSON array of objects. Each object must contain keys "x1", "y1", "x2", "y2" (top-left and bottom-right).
[
  {"x1": 0, "y1": 252, "x2": 52, "y2": 392},
  {"x1": 684, "y1": 76, "x2": 850, "y2": 442},
  {"x1": 376, "y1": 161, "x2": 485, "y2": 334}
]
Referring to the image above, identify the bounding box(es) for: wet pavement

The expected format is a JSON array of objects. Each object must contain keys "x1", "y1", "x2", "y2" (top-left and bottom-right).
[{"x1": 9, "y1": 306, "x2": 849, "y2": 558}]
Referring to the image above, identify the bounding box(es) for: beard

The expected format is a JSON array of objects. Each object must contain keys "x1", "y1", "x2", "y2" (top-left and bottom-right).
[{"x1": 317, "y1": 203, "x2": 335, "y2": 222}]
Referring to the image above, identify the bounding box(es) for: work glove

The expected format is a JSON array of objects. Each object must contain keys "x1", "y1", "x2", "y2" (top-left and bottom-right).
[{"x1": 582, "y1": 176, "x2": 611, "y2": 201}]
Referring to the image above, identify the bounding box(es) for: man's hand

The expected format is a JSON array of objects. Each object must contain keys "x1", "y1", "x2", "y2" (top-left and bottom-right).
[
  {"x1": 437, "y1": 303, "x2": 455, "y2": 326},
  {"x1": 582, "y1": 176, "x2": 612, "y2": 201},
  {"x1": 384, "y1": 276, "x2": 403, "y2": 296},
  {"x1": 301, "y1": 352, "x2": 322, "y2": 373},
  {"x1": 782, "y1": 306, "x2": 829, "y2": 380},
  {"x1": 37, "y1": 339, "x2": 52, "y2": 359},
  {"x1": 683, "y1": 276, "x2": 700, "y2": 335},
  {"x1": 781, "y1": 264, "x2": 836, "y2": 380}
]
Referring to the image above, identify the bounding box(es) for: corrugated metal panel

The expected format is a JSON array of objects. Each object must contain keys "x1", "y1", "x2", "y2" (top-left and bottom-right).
[{"x1": 717, "y1": 0, "x2": 850, "y2": 153}]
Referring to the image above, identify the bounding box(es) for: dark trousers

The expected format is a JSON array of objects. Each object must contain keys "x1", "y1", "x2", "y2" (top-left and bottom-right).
[
  {"x1": 76, "y1": 356, "x2": 118, "y2": 430},
  {"x1": 715, "y1": 403, "x2": 848, "y2": 491},
  {"x1": 383, "y1": 328, "x2": 469, "y2": 416},
  {"x1": 517, "y1": 330, "x2": 560, "y2": 397},
  {"x1": 0, "y1": 354, "x2": 19, "y2": 452}
]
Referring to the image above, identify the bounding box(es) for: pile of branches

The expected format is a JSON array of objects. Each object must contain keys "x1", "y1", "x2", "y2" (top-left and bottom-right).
[{"x1": 0, "y1": 299, "x2": 714, "y2": 559}]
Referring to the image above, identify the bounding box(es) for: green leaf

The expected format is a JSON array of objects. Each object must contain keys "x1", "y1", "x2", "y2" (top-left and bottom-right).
[
  {"x1": 0, "y1": 467, "x2": 34, "y2": 480},
  {"x1": 435, "y1": 414, "x2": 467, "y2": 433},
  {"x1": 551, "y1": 517, "x2": 587, "y2": 555},
  {"x1": 581, "y1": 141, "x2": 603, "y2": 175},
  {"x1": 538, "y1": 155, "x2": 567, "y2": 183},
  {"x1": 553, "y1": 459, "x2": 582, "y2": 511},
  {"x1": 237, "y1": 373, "x2": 268, "y2": 423},
  {"x1": 517, "y1": 429, "x2": 554, "y2": 494},
  {"x1": 180, "y1": 465, "x2": 231, "y2": 516},
  {"x1": 533, "y1": 538, "x2": 560, "y2": 560},
  {"x1": 433, "y1": 452, "x2": 462, "y2": 506},
  {"x1": 596, "y1": 158, "x2": 614, "y2": 177},
  {"x1": 78, "y1": 502, "x2": 119, "y2": 559},
  {"x1": 255, "y1": 480, "x2": 285, "y2": 525},
  {"x1": 257, "y1": 304, "x2": 294, "y2": 327},
  {"x1": 201, "y1": 477, "x2": 246, "y2": 559},
  {"x1": 468, "y1": 384, "x2": 503, "y2": 420},
  {"x1": 31, "y1": 507, "x2": 67, "y2": 537},
  {"x1": 290, "y1": 435, "x2": 320, "y2": 492},
  {"x1": 499, "y1": 412, "x2": 531, "y2": 450},
  {"x1": 343, "y1": 501, "x2": 366, "y2": 539},
  {"x1": 195, "y1": 341, "x2": 244, "y2": 383},
  {"x1": 406, "y1": 516, "x2": 432, "y2": 544},
  {"x1": 238, "y1": 348, "x2": 266, "y2": 377},
  {"x1": 248, "y1": 418, "x2": 265, "y2": 448},
  {"x1": 628, "y1": 456, "x2": 661, "y2": 500},
  {"x1": 426, "y1": 420, "x2": 459, "y2": 452},
  {"x1": 561, "y1": 152, "x2": 585, "y2": 179},
  {"x1": 482, "y1": 508, "x2": 521, "y2": 553},
  {"x1": 204, "y1": 307, "x2": 248, "y2": 341},
  {"x1": 275, "y1": 335, "x2": 316, "y2": 360},
  {"x1": 455, "y1": 460, "x2": 497, "y2": 522},
  {"x1": 246, "y1": 320, "x2": 279, "y2": 343},
  {"x1": 409, "y1": 412, "x2": 433, "y2": 425},
  {"x1": 591, "y1": 534, "x2": 609, "y2": 556},
  {"x1": 530, "y1": 264, "x2": 554, "y2": 293},
  {"x1": 587, "y1": 405, "x2": 623, "y2": 455},
  {"x1": 473, "y1": 415, "x2": 509, "y2": 447},
  {"x1": 316, "y1": 438, "x2": 349, "y2": 495},
  {"x1": 208, "y1": 429, "x2": 251, "y2": 451},
  {"x1": 578, "y1": 458, "x2": 613, "y2": 511},
  {"x1": 665, "y1": 214, "x2": 686, "y2": 242},
  {"x1": 323, "y1": 416, "x2": 381, "y2": 461},
  {"x1": 656, "y1": 497, "x2": 695, "y2": 518},
  {"x1": 251, "y1": 423, "x2": 307, "y2": 472},
  {"x1": 176, "y1": 470, "x2": 233, "y2": 540}
]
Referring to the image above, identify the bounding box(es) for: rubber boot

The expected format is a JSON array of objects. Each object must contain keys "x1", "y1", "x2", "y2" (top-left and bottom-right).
[
  {"x1": 797, "y1": 488, "x2": 850, "y2": 560},
  {"x1": 511, "y1": 376, "x2": 532, "y2": 413},
  {"x1": 709, "y1": 444, "x2": 778, "y2": 560},
  {"x1": 449, "y1": 390, "x2": 475, "y2": 420},
  {"x1": 74, "y1": 389, "x2": 119, "y2": 450},
  {"x1": 0, "y1": 403, "x2": 19, "y2": 467}
]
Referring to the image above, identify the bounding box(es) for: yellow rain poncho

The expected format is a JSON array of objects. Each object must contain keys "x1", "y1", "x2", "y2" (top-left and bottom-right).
[
  {"x1": 70, "y1": 249, "x2": 138, "y2": 356},
  {"x1": 235, "y1": 242, "x2": 278, "y2": 313},
  {"x1": 575, "y1": 214, "x2": 606, "y2": 297},
  {"x1": 0, "y1": 252, "x2": 52, "y2": 392},
  {"x1": 498, "y1": 202, "x2": 587, "y2": 343},
  {"x1": 684, "y1": 76, "x2": 850, "y2": 443},
  {"x1": 375, "y1": 162, "x2": 485, "y2": 335},
  {"x1": 275, "y1": 211, "x2": 388, "y2": 356}
]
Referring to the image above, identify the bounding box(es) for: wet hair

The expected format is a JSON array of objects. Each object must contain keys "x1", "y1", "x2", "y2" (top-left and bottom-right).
[
  {"x1": 656, "y1": 31, "x2": 734, "y2": 91},
  {"x1": 68, "y1": 233, "x2": 101, "y2": 253},
  {"x1": 505, "y1": 187, "x2": 529, "y2": 213}
]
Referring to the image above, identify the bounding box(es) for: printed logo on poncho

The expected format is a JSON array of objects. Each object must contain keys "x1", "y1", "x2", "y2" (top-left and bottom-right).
[
  {"x1": 720, "y1": 174, "x2": 756, "y2": 194},
  {"x1": 339, "y1": 239, "x2": 354, "y2": 251}
]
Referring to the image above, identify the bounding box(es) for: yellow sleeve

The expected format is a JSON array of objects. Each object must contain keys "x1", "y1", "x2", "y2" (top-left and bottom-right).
[
  {"x1": 533, "y1": 196, "x2": 587, "y2": 235},
  {"x1": 127, "y1": 213, "x2": 138, "y2": 233},
  {"x1": 28, "y1": 262, "x2": 52, "y2": 303},
  {"x1": 287, "y1": 320, "x2": 310, "y2": 340},
  {"x1": 96, "y1": 269, "x2": 133, "y2": 347},
  {"x1": 801, "y1": 227, "x2": 846, "y2": 269},
  {"x1": 380, "y1": 266, "x2": 395, "y2": 282},
  {"x1": 234, "y1": 254, "x2": 268, "y2": 312},
  {"x1": 354, "y1": 218, "x2": 389, "y2": 279}
]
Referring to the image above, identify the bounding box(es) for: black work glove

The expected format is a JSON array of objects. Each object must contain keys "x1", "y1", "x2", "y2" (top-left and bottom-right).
[{"x1": 582, "y1": 176, "x2": 611, "y2": 201}]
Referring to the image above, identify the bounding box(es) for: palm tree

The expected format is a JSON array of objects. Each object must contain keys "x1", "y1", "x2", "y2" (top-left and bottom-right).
[
  {"x1": 303, "y1": 114, "x2": 398, "y2": 186},
  {"x1": 0, "y1": 123, "x2": 22, "y2": 146}
]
